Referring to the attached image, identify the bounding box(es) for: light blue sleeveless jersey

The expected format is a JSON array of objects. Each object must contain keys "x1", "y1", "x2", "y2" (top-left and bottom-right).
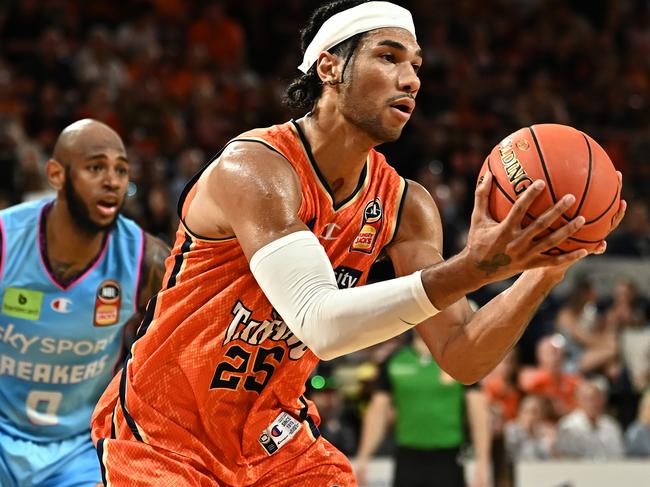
[{"x1": 0, "y1": 199, "x2": 144, "y2": 442}]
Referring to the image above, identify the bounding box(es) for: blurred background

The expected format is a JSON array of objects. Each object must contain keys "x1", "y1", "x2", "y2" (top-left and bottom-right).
[{"x1": 1, "y1": 0, "x2": 648, "y2": 485}]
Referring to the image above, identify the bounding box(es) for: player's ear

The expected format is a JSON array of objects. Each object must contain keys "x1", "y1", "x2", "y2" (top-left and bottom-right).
[
  {"x1": 316, "y1": 51, "x2": 344, "y2": 86},
  {"x1": 46, "y1": 158, "x2": 66, "y2": 191}
]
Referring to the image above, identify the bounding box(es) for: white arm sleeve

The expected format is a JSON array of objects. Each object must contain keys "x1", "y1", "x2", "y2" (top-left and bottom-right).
[{"x1": 249, "y1": 231, "x2": 438, "y2": 360}]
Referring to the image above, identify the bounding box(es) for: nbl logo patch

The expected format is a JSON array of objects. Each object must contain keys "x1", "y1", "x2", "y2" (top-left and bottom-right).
[
  {"x1": 94, "y1": 280, "x2": 121, "y2": 326},
  {"x1": 351, "y1": 198, "x2": 383, "y2": 254}
]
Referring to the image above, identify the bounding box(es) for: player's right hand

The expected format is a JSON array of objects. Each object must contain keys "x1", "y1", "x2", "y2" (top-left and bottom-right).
[{"x1": 464, "y1": 171, "x2": 588, "y2": 283}]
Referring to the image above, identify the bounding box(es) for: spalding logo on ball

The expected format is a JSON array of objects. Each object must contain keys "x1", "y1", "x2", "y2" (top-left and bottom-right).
[{"x1": 478, "y1": 124, "x2": 622, "y2": 254}]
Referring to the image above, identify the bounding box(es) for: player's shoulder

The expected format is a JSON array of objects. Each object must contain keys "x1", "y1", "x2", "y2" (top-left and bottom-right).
[
  {"x1": 142, "y1": 232, "x2": 171, "y2": 259},
  {"x1": 0, "y1": 198, "x2": 49, "y2": 231},
  {"x1": 389, "y1": 180, "x2": 441, "y2": 242},
  {"x1": 235, "y1": 120, "x2": 293, "y2": 144},
  {"x1": 226, "y1": 121, "x2": 297, "y2": 161},
  {"x1": 213, "y1": 132, "x2": 300, "y2": 196},
  {"x1": 402, "y1": 179, "x2": 435, "y2": 207}
]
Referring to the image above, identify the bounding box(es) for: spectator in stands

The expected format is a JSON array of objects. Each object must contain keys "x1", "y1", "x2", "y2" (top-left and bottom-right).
[
  {"x1": 74, "y1": 27, "x2": 127, "y2": 102},
  {"x1": 556, "y1": 380, "x2": 625, "y2": 459},
  {"x1": 355, "y1": 333, "x2": 491, "y2": 487},
  {"x1": 519, "y1": 334, "x2": 583, "y2": 419},
  {"x1": 625, "y1": 390, "x2": 650, "y2": 457},
  {"x1": 602, "y1": 279, "x2": 649, "y2": 331},
  {"x1": 482, "y1": 350, "x2": 522, "y2": 487},
  {"x1": 607, "y1": 201, "x2": 650, "y2": 257},
  {"x1": 483, "y1": 349, "x2": 522, "y2": 432},
  {"x1": 555, "y1": 278, "x2": 619, "y2": 378},
  {"x1": 504, "y1": 395, "x2": 556, "y2": 461},
  {"x1": 604, "y1": 279, "x2": 650, "y2": 393},
  {"x1": 307, "y1": 367, "x2": 357, "y2": 458}
]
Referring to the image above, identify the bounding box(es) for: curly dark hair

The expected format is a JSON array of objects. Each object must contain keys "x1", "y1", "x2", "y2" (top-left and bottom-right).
[{"x1": 284, "y1": 0, "x2": 370, "y2": 110}]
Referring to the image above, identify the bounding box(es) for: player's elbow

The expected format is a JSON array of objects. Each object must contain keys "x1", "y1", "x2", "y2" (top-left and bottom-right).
[
  {"x1": 284, "y1": 314, "x2": 344, "y2": 361},
  {"x1": 444, "y1": 364, "x2": 482, "y2": 385},
  {"x1": 310, "y1": 345, "x2": 342, "y2": 361},
  {"x1": 438, "y1": 354, "x2": 487, "y2": 385},
  {"x1": 302, "y1": 331, "x2": 345, "y2": 361}
]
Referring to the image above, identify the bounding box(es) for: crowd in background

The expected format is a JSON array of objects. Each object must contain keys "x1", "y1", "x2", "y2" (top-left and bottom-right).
[{"x1": 1, "y1": 0, "x2": 649, "y2": 482}]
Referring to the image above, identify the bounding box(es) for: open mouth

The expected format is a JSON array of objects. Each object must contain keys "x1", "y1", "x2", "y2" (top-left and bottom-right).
[
  {"x1": 391, "y1": 103, "x2": 412, "y2": 114},
  {"x1": 97, "y1": 199, "x2": 119, "y2": 216},
  {"x1": 389, "y1": 97, "x2": 415, "y2": 115}
]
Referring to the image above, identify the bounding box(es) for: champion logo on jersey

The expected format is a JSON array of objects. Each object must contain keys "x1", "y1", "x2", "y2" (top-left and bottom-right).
[
  {"x1": 94, "y1": 280, "x2": 121, "y2": 326},
  {"x1": 350, "y1": 198, "x2": 383, "y2": 254},
  {"x1": 319, "y1": 222, "x2": 341, "y2": 241},
  {"x1": 51, "y1": 297, "x2": 72, "y2": 313},
  {"x1": 259, "y1": 412, "x2": 302, "y2": 456}
]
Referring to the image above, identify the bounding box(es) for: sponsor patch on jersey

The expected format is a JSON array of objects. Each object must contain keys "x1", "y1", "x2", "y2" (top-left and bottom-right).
[
  {"x1": 333, "y1": 266, "x2": 362, "y2": 289},
  {"x1": 258, "y1": 411, "x2": 302, "y2": 456},
  {"x1": 351, "y1": 198, "x2": 383, "y2": 254},
  {"x1": 2, "y1": 288, "x2": 43, "y2": 320},
  {"x1": 94, "y1": 280, "x2": 121, "y2": 326},
  {"x1": 51, "y1": 297, "x2": 72, "y2": 313}
]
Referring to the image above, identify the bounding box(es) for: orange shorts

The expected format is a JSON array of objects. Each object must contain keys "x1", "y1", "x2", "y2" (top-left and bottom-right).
[{"x1": 96, "y1": 435, "x2": 357, "y2": 487}]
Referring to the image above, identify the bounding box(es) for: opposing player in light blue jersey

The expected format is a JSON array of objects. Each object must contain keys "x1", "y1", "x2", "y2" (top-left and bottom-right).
[{"x1": 0, "y1": 119, "x2": 169, "y2": 487}]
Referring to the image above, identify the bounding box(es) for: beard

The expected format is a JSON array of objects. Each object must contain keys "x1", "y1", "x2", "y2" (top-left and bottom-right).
[
  {"x1": 338, "y1": 72, "x2": 404, "y2": 143},
  {"x1": 63, "y1": 167, "x2": 121, "y2": 235},
  {"x1": 342, "y1": 108, "x2": 403, "y2": 144}
]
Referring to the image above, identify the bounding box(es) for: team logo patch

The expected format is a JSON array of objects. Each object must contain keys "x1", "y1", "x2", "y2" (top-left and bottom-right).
[
  {"x1": 351, "y1": 198, "x2": 383, "y2": 254},
  {"x1": 2, "y1": 288, "x2": 43, "y2": 320},
  {"x1": 51, "y1": 297, "x2": 72, "y2": 313},
  {"x1": 258, "y1": 411, "x2": 302, "y2": 456},
  {"x1": 94, "y1": 280, "x2": 121, "y2": 326}
]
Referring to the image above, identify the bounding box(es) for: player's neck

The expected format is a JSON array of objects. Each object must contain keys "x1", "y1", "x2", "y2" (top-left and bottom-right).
[
  {"x1": 299, "y1": 111, "x2": 373, "y2": 203},
  {"x1": 46, "y1": 199, "x2": 107, "y2": 268}
]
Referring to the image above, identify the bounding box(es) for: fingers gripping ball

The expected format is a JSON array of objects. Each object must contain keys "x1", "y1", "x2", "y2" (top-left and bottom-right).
[{"x1": 478, "y1": 124, "x2": 622, "y2": 254}]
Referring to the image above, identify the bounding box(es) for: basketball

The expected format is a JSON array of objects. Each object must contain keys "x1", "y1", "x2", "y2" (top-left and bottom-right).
[{"x1": 478, "y1": 124, "x2": 622, "y2": 254}]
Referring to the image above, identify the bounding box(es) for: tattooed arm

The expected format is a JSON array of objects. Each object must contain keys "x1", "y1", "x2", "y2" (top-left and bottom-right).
[
  {"x1": 137, "y1": 233, "x2": 170, "y2": 313},
  {"x1": 386, "y1": 177, "x2": 598, "y2": 384},
  {"x1": 121, "y1": 233, "x2": 170, "y2": 349}
]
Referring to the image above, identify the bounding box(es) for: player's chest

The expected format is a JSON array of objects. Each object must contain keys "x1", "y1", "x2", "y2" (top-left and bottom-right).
[{"x1": 308, "y1": 196, "x2": 390, "y2": 287}]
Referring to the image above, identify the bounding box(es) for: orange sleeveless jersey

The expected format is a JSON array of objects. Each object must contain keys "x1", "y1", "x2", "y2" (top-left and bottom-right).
[{"x1": 92, "y1": 120, "x2": 407, "y2": 485}]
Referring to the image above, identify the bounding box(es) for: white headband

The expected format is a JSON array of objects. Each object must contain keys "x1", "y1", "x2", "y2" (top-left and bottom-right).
[{"x1": 297, "y1": 1, "x2": 416, "y2": 74}]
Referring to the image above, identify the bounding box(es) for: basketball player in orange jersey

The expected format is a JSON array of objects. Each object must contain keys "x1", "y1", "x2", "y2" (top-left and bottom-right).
[{"x1": 91, "y1": 1, "x2": 626, "y2": 486}]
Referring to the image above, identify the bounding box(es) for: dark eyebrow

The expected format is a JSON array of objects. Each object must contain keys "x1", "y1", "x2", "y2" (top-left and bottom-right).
[
  {"x1": 87, "y1": 154, "x2": 129, "y2": 164},
  {"x1": 376, "y1": 39, "x2": 423, "y2": 59}
]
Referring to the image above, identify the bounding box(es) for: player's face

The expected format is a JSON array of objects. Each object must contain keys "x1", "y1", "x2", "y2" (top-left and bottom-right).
[
  {"x1": 339, "y1": 28, "x2": 422, "y2": 143},
  {"x1": 64, "y1": 140, "x2": 129, "y2": 234}
]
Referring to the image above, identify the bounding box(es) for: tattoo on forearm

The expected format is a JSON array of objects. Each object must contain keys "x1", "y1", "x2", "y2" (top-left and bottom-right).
[
  {"x1": 138, "y1": 237, "x2": 170, "y2": 311},
  {"x1": 476, "y1": 253, "x2": 511, "y2": 276}
]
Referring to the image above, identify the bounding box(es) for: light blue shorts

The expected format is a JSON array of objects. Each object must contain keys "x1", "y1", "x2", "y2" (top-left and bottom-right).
[{"x1": 0, "y1": 430, "x2": 101, "y2": 487}]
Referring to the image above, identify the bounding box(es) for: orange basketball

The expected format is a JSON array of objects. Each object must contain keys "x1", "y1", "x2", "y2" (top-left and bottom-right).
[{"x1": 478, "y1": 124, "x2": 621, "y2": 254}]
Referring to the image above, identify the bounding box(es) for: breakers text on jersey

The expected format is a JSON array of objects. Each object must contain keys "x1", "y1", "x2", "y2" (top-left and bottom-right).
[
  {"x1": 211, "y1": 300, "x2": 308, "y2": 394},
  {"x1": 0, "y1": 323, "x2": 113, "y2": 383}
]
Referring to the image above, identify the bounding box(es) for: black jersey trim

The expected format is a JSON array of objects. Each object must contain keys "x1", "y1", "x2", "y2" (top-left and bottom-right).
[
  {"x1": 291, "y1": 119, "x2": 368, "y2": 212},
  {"x1": 177, "y1": 138, "x2": 290, "y2": 242},
  {"x1": 386, "y1": 178, "x2": 409, "y2": 248},
  {"x1": 96, "y1": 439, "x2": 108, "y2": 485}
]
